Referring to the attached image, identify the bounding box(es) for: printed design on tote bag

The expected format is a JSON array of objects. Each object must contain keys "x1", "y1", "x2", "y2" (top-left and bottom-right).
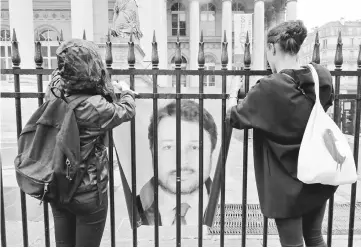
[{"x1": 323, "y1": 128, "x2": 346, "y2": 171}]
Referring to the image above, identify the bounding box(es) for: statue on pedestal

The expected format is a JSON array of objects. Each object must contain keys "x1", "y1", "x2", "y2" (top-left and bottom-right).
[{"x1": 111, "y1": 0, "x2": 143, "y2": 41}]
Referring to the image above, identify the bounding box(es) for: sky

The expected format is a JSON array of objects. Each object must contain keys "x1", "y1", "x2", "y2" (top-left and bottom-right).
[{"x1": 297, "y1": 0, "x2": 361, "y2": 30}]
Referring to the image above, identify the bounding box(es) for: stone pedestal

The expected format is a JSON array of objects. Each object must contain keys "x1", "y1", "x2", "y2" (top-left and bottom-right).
[{"x1": 99, "y1": 37, "x2": 152, "y2": 90}]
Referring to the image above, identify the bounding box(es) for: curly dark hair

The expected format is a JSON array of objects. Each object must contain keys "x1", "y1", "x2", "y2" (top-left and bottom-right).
[
  {"x1": 53, "y1": 39, "x2": 115, "y2": 101},
  {"x1": 267, "y1": 20, "x2": 307, "y2": 55},
  {"x1": 148, "y1": 100, "x2": 218, "y2": 154}
]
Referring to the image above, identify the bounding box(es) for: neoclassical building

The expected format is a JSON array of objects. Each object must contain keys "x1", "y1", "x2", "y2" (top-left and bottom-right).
[
  {"x1": 299, "y1": 20, "x2": 361, "y2": 134},
  {"x1": 299, "y1": 20, "x2": 361, "y2": 95},
  {"x1": 0, "y1": 0, "x2": 298, "y2": 87}
]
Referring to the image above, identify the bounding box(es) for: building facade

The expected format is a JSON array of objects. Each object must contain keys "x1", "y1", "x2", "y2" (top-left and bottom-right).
[
  {"x1": 299, "y1": 20, "x2": 361, "y2": 134},
  {"x1": 1, "y1": 0, "x2": 299, "y2": 88}
]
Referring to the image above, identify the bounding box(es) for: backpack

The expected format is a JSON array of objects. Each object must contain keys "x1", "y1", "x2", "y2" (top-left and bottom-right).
[{"x1": 14, "y1": 94, "x2": 89, "y2": 204}]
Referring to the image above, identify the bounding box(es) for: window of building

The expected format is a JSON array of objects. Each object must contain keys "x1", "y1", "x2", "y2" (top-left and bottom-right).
[
  {"x1": 323, "y1": 39, "x2": 328, "y2": 49},
  {"x1": 204, "y1": 55, "x2": 216, "y2": 87},
  {"x1": 38, "y1": 29, "x2": 59, "y2": 81},
  {"x1": 0, "y1": 29, "x2": 10, "y2": 41},
  {"x1": 171, "y1": 3, "x2": 186, "y2": 36},
  {"x1": 200, "y1": 3, "x2": 216, "y2": 37},
  {"x1": 1, "y1": 28, "x2": 12, "y2": 81},
  {"x1": 39, "y1": 29, "x2": 58, "y2": 41},
  {"x1": 171, "y1": 56, "x2": 187, "y2": 87},
  {"x1": 232, "y1": 2, "x2": 245, "y2": 11},
  {"x1": 350, "y1": 50, "x2": 355, "y2": 59}
]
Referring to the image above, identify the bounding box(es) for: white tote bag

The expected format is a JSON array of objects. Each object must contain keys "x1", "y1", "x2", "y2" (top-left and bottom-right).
[{"x1": 297, "y1": 64, "x2": 358, "y2": 186}]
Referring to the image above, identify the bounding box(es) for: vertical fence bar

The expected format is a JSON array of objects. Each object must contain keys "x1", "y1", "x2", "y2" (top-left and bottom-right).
[
  {"x1": 348, "y1": 43, "x2": 361, "y2": 247},
  {"x1": 263, "y1": 57, "x2": 271, "y2": 248},
  {"x1": 175, "y1": 31, "x2": 183, "y2": 246},
  {"x1": 197, "y1": 31, "x2": 205, "y2": 247},
  {"x1": 34, "y1": 31, "x2": 50, "y2": 247},
  {"x1": 11, "y1": 28, "x2": 29, "y2": 247},
  {"x1": 128, "y1": 33, "x2": 138, "y2": 247},
  {"x1": 105, "y1": 30, "x2": 116, "y2": 247},
  {"x1": 241, "y1": 32, "x2": 251, "y2": 247},
  {"x1": 220, "y1": 31, "x2": 228, "y2": 247},
  {"x1": 1, "y1": 156, "x2": 6, "y2": 247},
  {"x1": 329, "y1": 30, "x2": 343, "y2": 247},
  {"x1": 174, "y1": 31, "x2": 182, "y2": 247},
  {"x1": 151, "y1": 31, "x2": 160, "y2": 247}
]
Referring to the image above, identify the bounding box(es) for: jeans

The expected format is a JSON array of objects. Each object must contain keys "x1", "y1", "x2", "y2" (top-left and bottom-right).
[
  {"x1": 275, "y1": 203, "x2": 327, "y2": 247},
  {"x1": 50, "y1": 190, "x2": 108, "y2": 247}
]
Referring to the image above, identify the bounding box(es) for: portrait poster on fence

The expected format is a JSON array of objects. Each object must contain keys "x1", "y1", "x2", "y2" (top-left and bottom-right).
[{"x1": 112, "y1": 82, "x2": 257, "y2": 228}]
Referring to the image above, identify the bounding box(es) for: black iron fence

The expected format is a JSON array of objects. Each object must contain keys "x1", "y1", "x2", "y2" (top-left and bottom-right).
[{"x1": 1, "y1": 28, "x2": 360, "y2": 247}]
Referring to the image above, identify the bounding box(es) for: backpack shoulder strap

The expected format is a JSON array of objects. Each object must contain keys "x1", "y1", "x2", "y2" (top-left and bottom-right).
[{"x1": 66, "y1": 95, "x2": 90, "y2": 110}]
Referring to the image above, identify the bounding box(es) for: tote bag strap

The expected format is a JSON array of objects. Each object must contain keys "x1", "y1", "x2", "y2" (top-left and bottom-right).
[{"x1": 306, "y1": 64, "x2": 321, "y2": 104}]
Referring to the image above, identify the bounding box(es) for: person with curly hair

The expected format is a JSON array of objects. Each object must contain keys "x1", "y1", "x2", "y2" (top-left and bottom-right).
[
  {"x1": 228, "y1": 20, "x2": 337, "y2": 247},
  {"x1": 45, "y1": 39, "x2": 137, "y2": 246}
]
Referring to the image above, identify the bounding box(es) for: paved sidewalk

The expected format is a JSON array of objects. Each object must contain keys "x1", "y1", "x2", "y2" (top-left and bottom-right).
[
  {"x1": 2, "y1": 133, "x2": 360, "y2": 246},
  {"x1": 2, "y1": 180, "x2": 361, "y2": 247}
]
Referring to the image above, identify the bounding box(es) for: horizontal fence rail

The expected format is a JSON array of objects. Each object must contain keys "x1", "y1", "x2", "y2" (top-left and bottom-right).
[{"x1": 0, "y1": 28, "x2": 360, "y2": 247}]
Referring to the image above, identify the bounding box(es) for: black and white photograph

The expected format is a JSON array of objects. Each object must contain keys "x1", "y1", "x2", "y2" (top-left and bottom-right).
[{"x1": 1, "y1": 0, "x2": 361, "y2": 247}]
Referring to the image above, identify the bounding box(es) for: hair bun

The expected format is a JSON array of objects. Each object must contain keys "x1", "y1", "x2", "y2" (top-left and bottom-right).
[{"x1": 267, "y1": 20, "x2": 307, "y2": 55}]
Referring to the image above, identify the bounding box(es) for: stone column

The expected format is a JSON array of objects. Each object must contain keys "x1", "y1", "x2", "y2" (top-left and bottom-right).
[
  {"x1": 153, "y1": 0, "x2": 168, "y2": 86},
  {"x1": 8, "y1": 0, "x2": 35, "y2": 69},
  {"x1": 71, "y1": 0, "x2": 94, "y2": 41},
  {"x1": 253, "y1": 0, "x2": 265, "y2": 72},
  {"x1": 222, "y1": 0, "x2": 233, "y2": 70},
  {"x1": 92, "y1": 0, "x2": 108, "y2": 43},
  {"x1": 189, "y1": 0, "x2": 200, "y2": 87},
  {"x1": 286, "y1": 0, "x2": 297, "y2": 21}
]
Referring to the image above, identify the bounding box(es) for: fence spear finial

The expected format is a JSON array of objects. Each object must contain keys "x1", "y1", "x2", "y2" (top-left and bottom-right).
[
  {"x1": 357, "y1": 42, "x2": 361, "y2": 69},
  {"x1": 12, "y1": 28, "x2": 17, "y2": 42},
  {"x1": 34, "y1": 30, "x2": 43, "y2": 68},
  {"x1": 175, "y1": 29, "x2": 182, "y2": 69},
  {"x1": 105, "y1": 29, "x2": 113, "y2": 68},
  {"x1": 221, "y1": 30, "x2": 228, "y2": 69},
  {"x1": 244, "y1": 31, "x2": 251, "y2": 69},
  {"x1": 128, "y1": 31, "x2": 135, "y2": 69},
  {"x1": 152, "y1": 30, "x2": 159, "y2": 69},
  {"x1": 198, "y1": 30, "x2": 205, "y2": 69},
  {"x1": 312, "y1": 31, "x2": 320, "y2": 64},
  {"x1": 11, "y1": 29, "x2": 21, "y2": 67},
  {"x1": 334, "y1": 30, "x2": 343, "y2": 69},
  {"x1": 57, "y1": 29, "x2": 64, "y2": 45}
]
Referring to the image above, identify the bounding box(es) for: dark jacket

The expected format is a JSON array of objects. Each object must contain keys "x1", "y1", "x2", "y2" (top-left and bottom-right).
[
  {"x1": 136, "y1": 177, "x2": 212, "y2": 225},
  {"x1": 45, "y1": 89, "x2": 136, "y2": 203},
  {"x1": 230, "y1": 63, "x2": 338, "y2": 218}
]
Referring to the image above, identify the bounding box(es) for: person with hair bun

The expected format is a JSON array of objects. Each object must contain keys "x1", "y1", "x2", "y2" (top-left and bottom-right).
[{"x1": 227, "y1": 20, "x2": 337, "y2": 247}]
